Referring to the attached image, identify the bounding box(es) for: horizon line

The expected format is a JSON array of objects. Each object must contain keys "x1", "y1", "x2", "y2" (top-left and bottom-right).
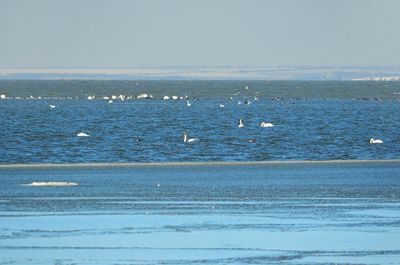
[{"x1": 2, "y1": 65, "x2": 400, "y2": 69}]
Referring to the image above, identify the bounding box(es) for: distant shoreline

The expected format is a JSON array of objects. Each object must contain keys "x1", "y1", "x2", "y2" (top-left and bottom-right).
[
  {"x1": 1, "y1": 159, "x2": 400, "y2": 169},
  {"x1": 2, "y1": 66, "x2": 400, "y2": 81}
]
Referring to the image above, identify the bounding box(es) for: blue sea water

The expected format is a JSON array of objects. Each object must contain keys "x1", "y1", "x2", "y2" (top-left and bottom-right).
[
  {"x1": 1, "y1": 81, "x2": 400, "y2": 264},
  {"x1": 0, "y1": 80, "x2": 399, "y2": 163},
  {"x1": 1, "y1": 162, "x2": 400, "y2": 264}
]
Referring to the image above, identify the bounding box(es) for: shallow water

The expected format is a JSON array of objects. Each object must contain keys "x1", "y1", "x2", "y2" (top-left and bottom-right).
[
  {"x1": 1, "y1": 162, "x2": 400, "y2": 264},
  {"x1": 1, "y1": 81, "x2": 400, "y2": 163}
]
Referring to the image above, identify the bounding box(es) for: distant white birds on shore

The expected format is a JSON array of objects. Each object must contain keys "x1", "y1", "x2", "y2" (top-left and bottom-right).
[
  {"x1": 260, "y1": 122, "x2": 274, "y2": 128},
  {"x1": 186, "y1": 100, "x2": 191, "y2": 107},
  {"x1": 370, "y1": 138, "x2": 383, "y2": 144},
  {"x1": 137, "y1": 93, "x2": 149, "y2": 99},
  {"x1": 0, "y1": 94, "x2": 6, "y2": 99},
  {"x1": 49, "y1": 104, "x2": 56, "y2": 109},
  {"x1": 87, "y1": 95, "x2": 95, "y2": 100},
  {"x1": 239, "y1": 119, "x2": 244, "y2": 128},
  {"x1": 77, "y1": 132, "x2": 89, "y2": 137},
  {"x1": 183, "y1": 132, "x2": 199, "y2": 143}
]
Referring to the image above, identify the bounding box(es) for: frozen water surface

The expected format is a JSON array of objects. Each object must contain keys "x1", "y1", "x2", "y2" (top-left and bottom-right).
[{"x1": 0, "y1": 161, "x2": 399, "y2": 264}]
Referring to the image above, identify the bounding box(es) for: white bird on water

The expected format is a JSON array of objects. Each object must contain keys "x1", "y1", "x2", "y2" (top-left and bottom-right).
[
  {"x1": 260, "y1": 122, "x2": 274, "y2": 128},
  {"x1": 238, "y1": 119, "x2": 244, "y2": 128},
  {"x1": 370, "y1": 138, "x2": 383, "y2": 144},
  {"x1": 49, "y1": 104, "x2": 56, "y2": 109},
  {"x1": 219, "y1": 103, "x2": 225, "y2": 108},
  {"x1": 186, "y1": 100, "x2": 191, "y2": 107},
  {"x1": 77, "y1": 132, "x2": 89, "y2": 137},
  {"x1": 183, "y1": 132, "x2": 199, "y2": 143}
]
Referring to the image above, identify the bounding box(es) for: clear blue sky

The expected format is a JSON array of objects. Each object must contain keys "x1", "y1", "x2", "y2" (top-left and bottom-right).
[{"x1": 1, "y1": 0, "x2": 399, "y2": 68}]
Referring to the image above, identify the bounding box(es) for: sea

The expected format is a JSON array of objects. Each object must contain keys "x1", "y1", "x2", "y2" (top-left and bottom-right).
[
  {"x1": 0, "y1": 80, "x2": 399, "y2": 163},
  {"x1": 1, "y1": 80, "x2": 400, "y2": 265},
  {"x1": 1, "y1": 162, "x2": 400, "y2": 264}
]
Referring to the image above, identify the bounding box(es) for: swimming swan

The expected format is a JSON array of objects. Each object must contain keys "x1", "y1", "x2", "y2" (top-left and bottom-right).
[
  {"x1": 370, "y1": 138, "x2": 383, "y2": 144},
  {"x1": 239, "y1": 119, "x2": 244, "y2": 128},
  {"x1": 186, "y1": 100, "x2": 191, "y2": 107},
  {"x1": 49, "y1": 104, "x2": 56, "y2": 109},
  {"x1": 77, "y1": 132, "x2": 89, "y2": 137},
  {"x1": 260, "y1": 122, "x2": 274, "y2": 128},
  {"x1": 183, "y1": 132, "x2": 199, "y2": 143}
]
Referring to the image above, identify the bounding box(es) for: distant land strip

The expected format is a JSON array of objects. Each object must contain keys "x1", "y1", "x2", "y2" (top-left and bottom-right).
[
  {"x1": 2, "y1": 66, "x2": 400, "y2": 80},
  {"x1": 1, "y1": 160, "x2": 400, "y2": 169}
]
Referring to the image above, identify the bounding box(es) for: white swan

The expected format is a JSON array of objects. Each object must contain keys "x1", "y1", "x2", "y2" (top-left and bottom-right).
[
  {"x1": 219, "y1": 104, "x2": 225, "y2": 108},
  {"x1": 108, "y1": 99, "x2": 113, "y2": 104},
  {"x1": 183, "y1": 132, "x2": 199, "y2": 143},
  {"x1": 238, "y1": 119, "x2": 244, "y2": 128},
  {"x1": 137, "y1": 94, "x2": 148, "y2": 99},
  {"x1": 186, "y1": 100, "x2": 191, "y2": 107},
  {"x1": 49, "y1": 104, "x2": 56, "y2": 109},
  {"x1": 77, "y1": 132, "x2": 89, "y2": 137},
  {"x1": 260, "y1": 122, "x2": 274, "y2": 128},
  {"x1": 370, "y1": 138, "x2": 383, "y2": 144}
]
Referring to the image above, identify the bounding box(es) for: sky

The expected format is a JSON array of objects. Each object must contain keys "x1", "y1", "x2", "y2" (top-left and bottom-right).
[{"x1": 0, "y1": 0, "x2": 400, "y2": 68}]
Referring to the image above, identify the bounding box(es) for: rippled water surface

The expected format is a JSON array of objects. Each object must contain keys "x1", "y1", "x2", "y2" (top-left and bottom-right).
[
  {"x1": 1, "y1": 80, "x2": 400, "y2": 163},
  {"x1": 1, "y1": 162, "x2": 400, "y2": 264},
  {"x1": 1, "y1": 81, "x2": 400, "y2": 265}
]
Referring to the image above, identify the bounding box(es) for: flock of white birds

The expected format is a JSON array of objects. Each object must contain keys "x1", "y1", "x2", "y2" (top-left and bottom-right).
[{"x1": 1, "y1": 87, "x2": 384, "y2": 145}]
